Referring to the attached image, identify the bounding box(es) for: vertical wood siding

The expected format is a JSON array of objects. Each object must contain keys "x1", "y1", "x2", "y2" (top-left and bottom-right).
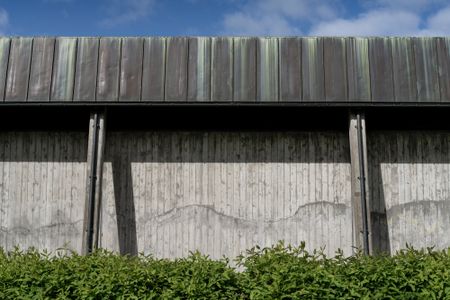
[
  {"x1": 0, "y1": 132, "x2": 87, "y2": 252},
  {"x1": 99, "y1": 131, "x2": 353, "y2": 259}
]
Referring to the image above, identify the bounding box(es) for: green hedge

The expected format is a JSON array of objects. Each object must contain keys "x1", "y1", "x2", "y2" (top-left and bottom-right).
[{"x1": 1, "y1": 243, "x2": 450, "y2": 299}]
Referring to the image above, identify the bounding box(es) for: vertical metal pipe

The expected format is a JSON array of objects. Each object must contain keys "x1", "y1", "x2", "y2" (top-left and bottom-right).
[
  {"x1": 86, "y1": 112, "x2": 99, "y2": 254},
  {"x1": 357, "y1": 113, "x2": 370, "y2": 255}
]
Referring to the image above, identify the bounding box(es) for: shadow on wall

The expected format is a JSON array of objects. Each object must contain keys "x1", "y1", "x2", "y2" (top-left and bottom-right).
[
  {"x1": 104, "y1": 131, "x2": 450, "y2": 257},
  {"x1": 3, "y1": 131, "x2": 450, "y2": 256},
  {"x1": 102, "y1": 131, "x2": 352, "y2": 256},
  {"x1": 368, "y1": 131, "x2": 450, "y2": 254}
]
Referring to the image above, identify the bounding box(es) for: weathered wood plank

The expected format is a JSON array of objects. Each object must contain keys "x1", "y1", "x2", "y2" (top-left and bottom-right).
[
  {"x1": 324, "y1": 37, "x2": 347, "y2": 101},
  {"x1": 142, "y1": 37, "x2": 166, "y2": 101},
  {"x1": 28, "y1": 37, "x2": 55, "y2": 101},
  {"x1": 256, "y1": 37, "x2": 279, "y2": 102},
  {"x1": 233, "y1": 37, "x2": 257, "y2": 101},
  {"x1": 96, "y1": 38, "x2": 121, "y2": 101},
  {"x1": 50, "y1": 38, "x2": 77, "y2": 101},
  {"x1": 211, "y1": 37, "x2": 233, "y2": 101},
  {"x1": 391, "y1": 37, "x2": 417, "y2": 101},
  {"x1": 0, "y1": 38, "x2": 10, "y2": 101},
  {"x1": 414, "y1": 37, "x2": 440, "y2": 102},
  {"x1": 437, "y1": 38, "x2": 450, "y2": 102},
  {"x1": 5, "y1": 37, "x2": 32, "y2": 101},
  {"x1": 120, "y1": 38, "x2": 143, "y2": 101},
  {"x1": 279, "y1": 38, "x2": 301, "y2": 101},
  {"x1": 82, "y1": 114, "x2": 96, "y2": 254},
  {"x1": 188, "y1": 37, "x2": 211, "y2": 101},
  {"x1": 301, "y1": 37, "x2": 324, "y2": 101},
  {"x1": 347, "y1": 38, "x2": 370, "y2": 101},
  {"x1": 369, "y1": 37, "x2": 394, "y2": 101},
  {"x1": 93, "y1": 113, "x2": 106, "y2": 249},
  {"x1": 74, "y1": 37, "x2": 99, "y2": 101},
  {"x1": 165, "y1": 37, "x2": 188, "y2": 101},
  {"x1": 349, "y1": 113, "x2": 372, "y2": 253}
]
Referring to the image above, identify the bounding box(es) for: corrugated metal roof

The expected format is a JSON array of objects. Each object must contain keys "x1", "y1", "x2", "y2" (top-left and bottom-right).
[{"x1": 0, "y1": 37, "x2": 448, "y2": 104}]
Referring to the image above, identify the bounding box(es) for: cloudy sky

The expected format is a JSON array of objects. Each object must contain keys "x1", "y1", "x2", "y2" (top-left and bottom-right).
[{"x1": 1, "y1": 0, "x2": 450, "y2": 36}]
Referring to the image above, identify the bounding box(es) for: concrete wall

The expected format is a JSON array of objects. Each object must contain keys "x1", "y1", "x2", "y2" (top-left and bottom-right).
[
  {"x1": 2, "y1": 130, "x2": 450, "y2": 258},
  {"x1": 369, "y1": 131, "x2": 450, "y2": 253},
  {"x1": 0, "y1": 132, "x2": 87, "y2": 252},
  {"x1": 99, "y1": 132, "x2": 353, "y2": 259}
]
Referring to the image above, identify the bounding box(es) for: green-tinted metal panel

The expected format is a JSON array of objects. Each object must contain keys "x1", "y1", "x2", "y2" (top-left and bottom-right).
[
  {"x1": 0, "y1": 38, "x2": 10, "y2": 101},
  {"x1": 211, "y1": 37, "x2": 233, "y2": 101},
  {"x1": 414, "y1": 37, "x2": 440, "y2": 102},
  {"x1": 280, "y1": 37, "x2": 301, "y2": 101},
  {"x1": 369, "y1": 37, "x2": 394, "y2": 101},
  {"x1": 391, "y1": 37, "x2": 417, "y2": 102},
  {"x1": 324, "y1": 37, "x2": 347, "y2": 101},
  {"x1": 28, "y1": 37, "x2": 55, "y2": 101},
  {"x1": 257, "y1": 37, "x2": 279, "y2": 102},
  {"x1": 437, "y1": 38, "x2": 450, "y2": 102},
  {"x1": 97, "y1": 37, "x2": 121, "y2": 101},
  {"x1": 165, "y1": 37, "x2": 188, "y2": 101},
  {"x1": 5, "y1": 37, "x2": 32, "y2": 101},
  {"x1": 74, "y1": 37, "x2": 99, "y2": 101},
  {"x1": 142, "y1": 37, "x2": 166, "y2": 101},
  {"x1": 120, "y1": 37, "x2": 144, "y2": 101},
  {"x1": 234, "y1": 37, "x2": 256, "y2": 102},
  {"x1": 301, "y1": 37, "x2": 324, "y2": 101},
  {"x1": 347, "y1": 38, "x2": 370, "y2": 101},
  {"x1": 188, "y1": 37, "x2": 211, "y2": 101},
  {"x1": 51, "y1": 38, "x2": 77, "y2": 101}
]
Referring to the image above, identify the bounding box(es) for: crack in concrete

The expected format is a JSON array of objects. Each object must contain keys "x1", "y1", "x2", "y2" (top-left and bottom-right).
[
  {"x1": 144, "y1": 201, "x2": 349, "y2": 224},
  {"x1": 0, "y1": 219, "x2": 83, "y2": 234}
]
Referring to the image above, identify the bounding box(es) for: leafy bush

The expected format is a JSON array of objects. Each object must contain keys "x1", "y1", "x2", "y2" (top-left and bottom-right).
[{"x1": 1, "y1": 243, "x2": 450, "y2": 299}]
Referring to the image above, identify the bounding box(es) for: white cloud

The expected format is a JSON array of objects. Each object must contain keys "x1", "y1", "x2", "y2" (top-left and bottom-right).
[
  {"x1": 309, "y1": 10, "x2": 421, "y2": 36},
  {"x1": 223, "y1": 12, "x2": 301, "y2": 36},
  {"x1": 221, "y1": 0, "x2": 450, "y2": 36},
  {"x1": 309, "y1": 5, "x2": 450, "y2": 36},
  {"x1": 99, "y1": 0, "x2": 155, "y2": 27},
  {"x1": 0, "y1": 8, "x2": 9, "y2": 35},
  {"x1": 367, "y1": 0, "x2": 446, "y2": 12},
  {"x1": 222, "y1": 0, "x2": 340, "y2": 36},
  {"x1": 419, "y1": 5, "x2": 450, "y2": 36}
]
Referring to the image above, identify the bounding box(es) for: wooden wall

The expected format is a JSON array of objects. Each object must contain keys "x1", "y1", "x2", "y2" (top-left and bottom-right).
[
  {"x1": 369, "y1": 131, "x2": 450, "y2": 253},
  {"x1": 0, "y1": 132, "x2": 87, "y2": 252},
  {"x1": 99, "y1": 131, "x2": 353, "y2": 259}
]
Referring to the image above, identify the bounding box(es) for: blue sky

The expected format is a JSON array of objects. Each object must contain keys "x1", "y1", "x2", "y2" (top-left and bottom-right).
[{"x1": 1, "y1": 0, "x2": 450, "y2": 36}]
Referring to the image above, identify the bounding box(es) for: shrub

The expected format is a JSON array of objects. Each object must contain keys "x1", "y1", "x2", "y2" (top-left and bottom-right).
[{"x1": 1, "y1": 243, "x2": 450, "y2": 299}]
